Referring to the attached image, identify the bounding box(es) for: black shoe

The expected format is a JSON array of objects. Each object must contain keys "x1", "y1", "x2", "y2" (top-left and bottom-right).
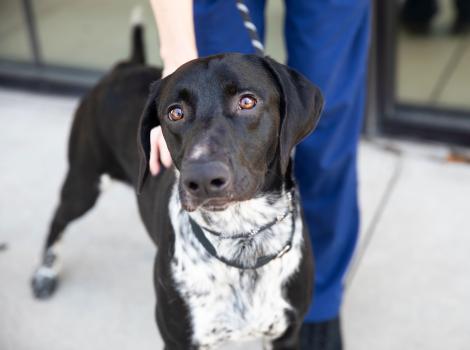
[{"x1": 300, "y1": 317, "x2": 343, "y2": 350}]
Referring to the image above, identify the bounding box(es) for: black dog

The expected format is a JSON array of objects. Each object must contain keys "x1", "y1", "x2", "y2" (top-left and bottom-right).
[{"x1": 32, "y1": 24, "x2": 323, "y2": 349}]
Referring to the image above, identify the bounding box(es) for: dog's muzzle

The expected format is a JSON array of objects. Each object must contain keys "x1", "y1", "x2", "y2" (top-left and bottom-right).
[{"x1": 181, "y1": 161, "x2": 233, "y2": 209}]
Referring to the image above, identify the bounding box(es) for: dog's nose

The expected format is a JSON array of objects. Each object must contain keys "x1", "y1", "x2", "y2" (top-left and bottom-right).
[{"x1": 182, "y1": 161, "x2": 232, "y2": 198}]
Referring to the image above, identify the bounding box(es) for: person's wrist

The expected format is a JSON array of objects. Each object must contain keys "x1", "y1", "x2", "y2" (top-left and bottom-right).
[
  {"x1": 162, "y1": 52, "x2": 198, "y2": 77},
  {"x1": 162, "y1": 64, "x2": 184, "y2": 78},
  {"x1": 160, "y1": 40, "x2": 198, "y2": 74}
]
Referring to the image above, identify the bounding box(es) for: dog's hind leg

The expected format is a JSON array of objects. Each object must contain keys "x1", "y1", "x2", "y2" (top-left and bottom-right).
[{"x1": 31, "y1": 166, "x2": 102, "y2": 299}]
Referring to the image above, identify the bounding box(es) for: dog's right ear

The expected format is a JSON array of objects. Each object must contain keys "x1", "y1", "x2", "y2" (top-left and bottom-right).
[
  {"x1": 262, "y1": 56, "x2": 324, "y2": 174},
  {"x1": 137, "y1": 80, "x2": 161, "y2": 194}
]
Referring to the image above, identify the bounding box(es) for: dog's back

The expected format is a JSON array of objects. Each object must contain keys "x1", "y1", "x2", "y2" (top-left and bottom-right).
[
  {"x1": 31, "y1": 18, "x2": 162, "y2": 299},
  {"x1": 69, "y1": 21, "x2": 162, "y2": 188}
]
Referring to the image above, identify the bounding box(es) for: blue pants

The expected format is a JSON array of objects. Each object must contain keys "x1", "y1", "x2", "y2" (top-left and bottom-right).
[{"x1": 194, "y1": 0, "x2": 370, "y2": 322}]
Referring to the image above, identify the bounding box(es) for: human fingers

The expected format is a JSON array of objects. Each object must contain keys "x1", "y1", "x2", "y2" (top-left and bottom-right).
[
  {"x1": 158, "y1": 128, "x2": 173, "y2": 168},
  {"x1": 149, "y1": 126, "x2": 161, "y2": 176}
]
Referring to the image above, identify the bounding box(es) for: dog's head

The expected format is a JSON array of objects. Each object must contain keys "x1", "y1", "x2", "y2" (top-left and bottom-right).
[{"x1": 138, "y1": 54, "x2": 323, "y2": 211}]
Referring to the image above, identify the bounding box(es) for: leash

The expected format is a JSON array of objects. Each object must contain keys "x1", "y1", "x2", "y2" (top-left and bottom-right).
[
  {"x1": 188, "y1": 191, "x2": 297, "y2": 269},
  {"x1": 235, "y1": 0, "x2": 265, "y2": 56}
]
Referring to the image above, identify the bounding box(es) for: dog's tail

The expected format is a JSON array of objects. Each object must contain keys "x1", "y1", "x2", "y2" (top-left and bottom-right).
[{"x1": 129, "y1": 5, "x2": 146, "y2": 65}]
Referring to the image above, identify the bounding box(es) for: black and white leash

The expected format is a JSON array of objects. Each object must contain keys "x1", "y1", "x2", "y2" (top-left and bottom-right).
[{"x1": 235, "y1": 0, "x2": 265, "y2": 56}]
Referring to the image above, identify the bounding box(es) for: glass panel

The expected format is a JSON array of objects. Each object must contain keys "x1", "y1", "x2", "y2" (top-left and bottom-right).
[
  {"x1": 0, "y1": 0, "x2": 33, "y2": 62},
  {"x1": 34, "y1": 0, "x2": 162, "y2": 70},
  {"x1": 397, "y1": 0, "x2": 470, "y2": 110}
]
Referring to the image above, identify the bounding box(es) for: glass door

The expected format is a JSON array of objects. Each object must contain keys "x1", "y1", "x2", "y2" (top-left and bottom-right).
[
  {"x1": 375, "y1": 0, "x2": 470, "y2": 145},
  {"x1": 0, "y1": 0, "x2": 162, "y2": 93}
]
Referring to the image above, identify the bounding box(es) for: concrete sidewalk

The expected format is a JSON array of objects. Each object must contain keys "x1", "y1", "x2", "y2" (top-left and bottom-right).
[{"x1": 1, "y1": 89, "x2": 470, "y2": 350}]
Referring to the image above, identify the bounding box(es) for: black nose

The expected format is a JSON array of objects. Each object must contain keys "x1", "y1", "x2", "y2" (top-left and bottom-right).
[{"x1": 182, "y1": 161, "x2": 232, "y2": 198}]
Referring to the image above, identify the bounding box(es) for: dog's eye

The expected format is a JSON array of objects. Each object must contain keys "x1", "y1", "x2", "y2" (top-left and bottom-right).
[
  {"x1": 239, "y1": 95, "x2": 257, "y2": 110},
  {"x1": 168, "y1": 107, "x2": 184, "y2": 121}
]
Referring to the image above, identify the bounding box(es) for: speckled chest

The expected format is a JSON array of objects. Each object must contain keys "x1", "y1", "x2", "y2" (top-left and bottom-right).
[{"x1": 168, "y1": 189, "x2": 304, "y2": 348}]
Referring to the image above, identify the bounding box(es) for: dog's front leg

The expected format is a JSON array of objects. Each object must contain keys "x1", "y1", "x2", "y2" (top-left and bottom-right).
[
  {"x1": 154, "y1": 257, "x2": 196, "y2": 350},
  {"x1": 163, "y1": 346, "x2": 199, "y2": 350},
  {"x1": 268, "y1": 322, "x2": 302, "y2": 350}
]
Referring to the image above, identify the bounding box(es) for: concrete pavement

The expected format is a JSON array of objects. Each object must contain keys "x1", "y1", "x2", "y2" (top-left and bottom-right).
[{"x1": 1, "y1": 89, "x2": 469, "y2": 349}]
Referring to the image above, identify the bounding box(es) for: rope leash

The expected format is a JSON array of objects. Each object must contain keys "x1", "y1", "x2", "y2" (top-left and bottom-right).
[{"x1": 235, "y1": 0, "x2": 265, "y2": 56}]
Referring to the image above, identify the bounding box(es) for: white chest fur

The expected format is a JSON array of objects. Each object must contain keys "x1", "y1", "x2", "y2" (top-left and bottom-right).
[{"x1": 168, "y1": 185, "x2": 304, "y2": 348}]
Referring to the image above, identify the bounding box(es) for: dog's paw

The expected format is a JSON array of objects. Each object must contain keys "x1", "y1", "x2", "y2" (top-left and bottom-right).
[{"x1": 31, "y1": 266, "x2": 58, "y2": 299}]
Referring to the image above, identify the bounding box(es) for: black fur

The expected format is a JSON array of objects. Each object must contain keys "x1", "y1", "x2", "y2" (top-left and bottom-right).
[{"x1": 32, "y1": 25, "x2": 323, "y2": 349}]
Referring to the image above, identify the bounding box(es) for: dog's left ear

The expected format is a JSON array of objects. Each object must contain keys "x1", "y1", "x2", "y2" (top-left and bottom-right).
[
  {"x1": 263, "y1": 56, "x2": 324, "y2": 174},
  {"x1": 137, "y1": 80, "x2": 161, "y2": 194}
]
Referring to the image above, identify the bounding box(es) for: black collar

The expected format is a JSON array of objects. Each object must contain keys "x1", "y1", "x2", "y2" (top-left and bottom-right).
[{"x1": 188, "y1": 191, "x2": 297, "y2": 269}]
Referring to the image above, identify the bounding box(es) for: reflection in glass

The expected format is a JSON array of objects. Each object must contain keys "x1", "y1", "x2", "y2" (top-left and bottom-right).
[
  {"x1": 0, "y1": 0, "x2": 33, "y2": 62},
  {"x1": 397, "y1": 0, "x2": 470, "y2": 110},
  {"x1": 34, "y1": 0, "x2": 162, "y2": 70}
]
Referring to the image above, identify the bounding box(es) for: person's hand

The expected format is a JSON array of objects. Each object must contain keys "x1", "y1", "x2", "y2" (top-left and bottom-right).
[
  {"x1": 149, "y1": 125, "x2": 172, "y2": 175},
  {"x1": 149, "y1": 0, "x2": 198, "y2": 175}
]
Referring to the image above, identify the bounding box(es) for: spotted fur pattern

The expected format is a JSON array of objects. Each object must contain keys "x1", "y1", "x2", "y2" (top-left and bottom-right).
[{"x1": 169, "y1": 182, "x2": 304, "y2": 348}]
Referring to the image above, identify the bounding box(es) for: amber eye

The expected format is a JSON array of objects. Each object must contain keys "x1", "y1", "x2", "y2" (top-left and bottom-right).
[
  {"x1": 239, "y1": 95, "x2": 257, "y2": 110},
  {"x1": 168, "y1": 107, "x2": 184, "y2": 121}
]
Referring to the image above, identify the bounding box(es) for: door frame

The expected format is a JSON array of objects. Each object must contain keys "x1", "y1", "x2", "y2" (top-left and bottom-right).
[{"x1": 372, "y1": 0, "x2": 470, "y2": 146}]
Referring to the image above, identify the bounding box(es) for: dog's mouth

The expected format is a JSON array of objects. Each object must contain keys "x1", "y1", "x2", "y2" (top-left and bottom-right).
[
  {"x1": 200, "y1": 199, "x2": 231, "y2": 212},
  {"x1": 180, "y1": 193, "x2": 233, "y2": 212},
  {"x1": 178, "y1": 174, "x2": 262, "y2": 212}
]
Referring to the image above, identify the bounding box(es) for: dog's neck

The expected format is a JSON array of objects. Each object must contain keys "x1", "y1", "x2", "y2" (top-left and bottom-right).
[
  {"x1": 170, "y1": 178, "x2": 299, "y2": 269},
  {"x1": 189, "y1": 190, "x2": 292, "y2": 237}
]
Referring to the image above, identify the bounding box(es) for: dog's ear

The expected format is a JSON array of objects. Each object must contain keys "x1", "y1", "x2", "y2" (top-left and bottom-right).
[
  {"x1": 137, "y1": 80, "x2": 161, "y2": 194},
  {"x1": 263, "y1": 56, "x2": 324, "y2": 174}
]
